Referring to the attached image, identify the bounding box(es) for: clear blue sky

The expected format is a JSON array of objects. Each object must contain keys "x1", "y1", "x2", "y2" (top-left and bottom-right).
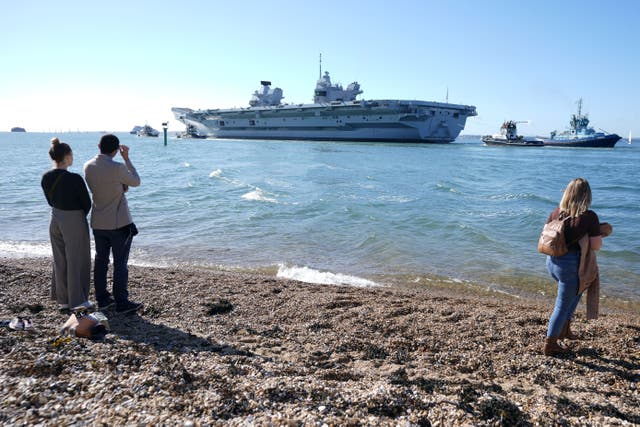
[{"x1": 2, "y1": 0, "x2": 639, "y2": 136}]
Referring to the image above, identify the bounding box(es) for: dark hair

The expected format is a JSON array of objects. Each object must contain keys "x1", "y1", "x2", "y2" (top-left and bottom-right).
[
  {"x1": 99, "y1": 134, "x2": 120, "y2": 154},
  {"x1": 49, "y1": 137, "x2": 72, "y2": 163}
]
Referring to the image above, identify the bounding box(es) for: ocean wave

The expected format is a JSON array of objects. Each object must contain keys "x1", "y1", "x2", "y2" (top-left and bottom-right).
[
  {"x1": 209, "y1": 168, "x2": 244, "y2": 186},
  {"x1": 264, "y1": 178, "x2": 294, "y2": 189},
  {"x1": 377, "y1": 194, "x2": 414, "y2": 203},
  {"x1": 210, "y1": 169, "x2": 279, "y2": 203},
  {"x1": 241, "y1": 188, "x2": 277, "y2": 203},
  {"x1": 277, "y1": 264, "x2": 379, "y2": 287},
  {"x1": 0, "y1": 241, "x2": 51, "y2": 258},
  {"x1": 435, "y1": 182, "x2": 460, "y2": 194},
  {"x1": 488, "y1": 193, "x2": 553, "y2": 203}
]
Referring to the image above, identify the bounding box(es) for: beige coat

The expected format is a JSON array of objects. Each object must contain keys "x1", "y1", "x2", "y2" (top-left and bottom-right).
[
  {"x1": 578, "y1": 234, "x2": 600, "y2": 320},
  {"x1": 84, "y1": 154, "x2": 140, "y2": 230}
]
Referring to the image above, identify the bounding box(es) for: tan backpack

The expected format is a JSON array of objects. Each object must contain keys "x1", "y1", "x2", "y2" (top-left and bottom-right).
[{"x1": 538, "y1": 215, "x2": 570, "y2": 257}]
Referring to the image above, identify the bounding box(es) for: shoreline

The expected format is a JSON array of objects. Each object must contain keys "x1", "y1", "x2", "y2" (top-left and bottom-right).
[
  {"x1": 4, "y1": 243, "x2": 638, "y2": 313},
  {"x1": 1, "y1": 257, "x2": 639, "y2": 425}
]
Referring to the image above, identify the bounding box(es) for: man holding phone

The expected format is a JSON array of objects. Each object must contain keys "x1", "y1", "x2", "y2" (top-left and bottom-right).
[{"x1": 84, "y1": 134, "x2": 142, "y2": 314}]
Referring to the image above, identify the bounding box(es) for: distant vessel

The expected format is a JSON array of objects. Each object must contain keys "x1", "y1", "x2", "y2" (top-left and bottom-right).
[
  {"x1": 10, "y1": 127, "x2": 26, "y2": 132},
  {"x1": 172, "y1": 58, "x2": 477, "y2": 143},
  {"x1": 135, "y1": 124, "x2": 159, "y2": 137},
  {"x1": 482, "y1": 121, "x2": 543, "y2": 147},
  {"x1": 176, "y1": 124, "x2": 206, "y2": 139},
  {"x1": 543, "y1": 99, "x2": 620, "y2": 147}
]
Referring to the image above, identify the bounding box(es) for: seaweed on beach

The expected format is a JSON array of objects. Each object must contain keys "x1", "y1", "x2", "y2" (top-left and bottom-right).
[
  {"x1": 477, "y1": 395, "x2": 531, "y2": 426},
  {"x1": 203, "y1": 298, "x2": 233, "y2": 315}
]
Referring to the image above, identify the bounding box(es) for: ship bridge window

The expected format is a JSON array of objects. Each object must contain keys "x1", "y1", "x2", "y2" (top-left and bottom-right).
[
  {"x1": 430, "y1": 111, "x2": 436, "y2": 116},
  {"x1": 219, "y1": 121, "x2": 225, "y2": 126},
  {"x1": 249, "y1": 120, "x2": 255, "y2": 125},
  {"x1": 453, "y1": 112, "x2": 459, "y2": 118}
]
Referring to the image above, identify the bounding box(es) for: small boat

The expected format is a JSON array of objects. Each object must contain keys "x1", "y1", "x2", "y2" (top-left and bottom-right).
[
  {"x1": 10, "y1": 127, "x2": 26, "y2": 132},
  {"x1": 482, "y1": 121, "x2": 544, "y2": 147},
  {"x1": 130, "y1": 125, "x2": 143, "y2": 134},
  {"x1": 542, "y1": 99, "x2": 620, "y2": 148},
  {"x1": 177, "y1": 124, "x2": 206, "y2": 139},
  {"x1": 136, "y1": 124, "x2": 159, "y2": 137}
]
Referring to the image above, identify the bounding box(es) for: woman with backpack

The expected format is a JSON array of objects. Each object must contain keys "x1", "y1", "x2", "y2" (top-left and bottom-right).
[{"x1": 542, "y1": 177, "x2": 611, "y2": 356}]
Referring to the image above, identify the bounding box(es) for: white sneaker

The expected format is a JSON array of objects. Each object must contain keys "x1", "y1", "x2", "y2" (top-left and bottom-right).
[{"x1": 9, "y1": 317, "x2": 24, "y2": 330}]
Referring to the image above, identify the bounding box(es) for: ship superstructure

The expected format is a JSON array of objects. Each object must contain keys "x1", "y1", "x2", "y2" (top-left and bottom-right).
[
  {"x1": 543, "y1": 99, "x2": 620, "y2": 147},
  {"x1": 172, "y1": 64, "x2": 477, "y2": 143}
]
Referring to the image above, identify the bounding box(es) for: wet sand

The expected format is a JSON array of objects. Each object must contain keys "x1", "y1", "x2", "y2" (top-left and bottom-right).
[{"x1": 1, "y1": 258, "x2": 638, "y2": 425}]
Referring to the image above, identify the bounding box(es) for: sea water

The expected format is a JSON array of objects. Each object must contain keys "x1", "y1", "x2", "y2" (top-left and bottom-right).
[{"x1": 1, "y1": 132, "x2": 638, "y2": 301}]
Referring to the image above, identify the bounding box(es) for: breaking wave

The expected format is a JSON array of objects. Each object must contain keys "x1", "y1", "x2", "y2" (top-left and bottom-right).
[
  {"x1": 0, "y1": 241, "x2": 51, "y2": 258},
  {"x1": 241, "y1": 188, "x2": 278, "y2": 203},
  {"x1": 276, "y1": 264, "x2": 379, "y2": 287}
]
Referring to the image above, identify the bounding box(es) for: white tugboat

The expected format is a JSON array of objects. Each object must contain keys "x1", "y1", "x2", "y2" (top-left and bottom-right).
[
  {"x1": 482, "y1": 121, "x2": 543, "y2": 147},
  {"x1": 172, "y1": 59, "x2": 477, "y2": 143}
]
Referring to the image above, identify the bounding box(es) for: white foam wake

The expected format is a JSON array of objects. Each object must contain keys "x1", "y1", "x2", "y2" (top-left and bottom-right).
[
  {"x1": 210, "y1": 169, "x2": 278, "y2": 203},
  {"x1": 0, "y1": 241, "x2": 52, "y2": 258},
  {"x1": 276, "y1": 264, "x2": 378, "y2": 287},
  {"x1": 241, "y1": 188, "x2": 277, "y2": 203},
  {"x1": 0, "y1": 241, "x2": 194, "y2": 269}
]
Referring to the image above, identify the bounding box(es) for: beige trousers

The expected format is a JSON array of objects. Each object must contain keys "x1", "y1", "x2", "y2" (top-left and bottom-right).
[{"x1": 49, "y1": 208, "x2": 91, "y2": 308}]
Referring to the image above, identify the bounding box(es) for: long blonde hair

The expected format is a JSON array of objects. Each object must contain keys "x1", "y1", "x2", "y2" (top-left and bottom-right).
[{"x1": 559, "y1": 178, "x2": 592, "y2": 218}]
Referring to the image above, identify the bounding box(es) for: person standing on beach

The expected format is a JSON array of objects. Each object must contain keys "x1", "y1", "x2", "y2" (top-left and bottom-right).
[
  {"x1": 41, "y1": 137, "x2": 93, "y2": 312},
  {"x1": 542, "y1": 178, "x2": 611, "y2": 356},
  {"x1": 84, "y1": 134, "x2": 143, "y2": 314}
]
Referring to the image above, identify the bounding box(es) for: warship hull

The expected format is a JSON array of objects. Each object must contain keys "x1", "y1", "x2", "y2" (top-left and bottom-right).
[
  {"x1": 172, "y1": 100, "x2": 477, "y2": 143},
  {"x1": 543, "y1": 133, "x2": 620, "y2": 148}
]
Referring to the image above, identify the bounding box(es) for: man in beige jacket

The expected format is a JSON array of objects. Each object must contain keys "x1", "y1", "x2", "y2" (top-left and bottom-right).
[{"x1": 84, "y1": 134, "x2": 142, "y2": 314}]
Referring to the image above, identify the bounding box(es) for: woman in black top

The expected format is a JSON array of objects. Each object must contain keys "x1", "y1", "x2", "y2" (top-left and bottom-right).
[
  {"x1": 41, "y1": 138, "x2": 93, "y2": 312},
  {"x1": 542, "y1": 178, "x2": 607, "y2": 356}
]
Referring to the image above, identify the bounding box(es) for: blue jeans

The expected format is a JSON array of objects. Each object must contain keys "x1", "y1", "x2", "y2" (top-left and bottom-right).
[
  {"x1": 93, "y1": 226, "x2": 134, "y2": 305},
  {"x1": 546, "y1": 252, "x2": 582, "y2": 337}
]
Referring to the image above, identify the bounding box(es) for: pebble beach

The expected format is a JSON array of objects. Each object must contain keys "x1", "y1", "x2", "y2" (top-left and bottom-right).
[{"x1": 1, "y1": 258, "x2": 638, "y2": 426}]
